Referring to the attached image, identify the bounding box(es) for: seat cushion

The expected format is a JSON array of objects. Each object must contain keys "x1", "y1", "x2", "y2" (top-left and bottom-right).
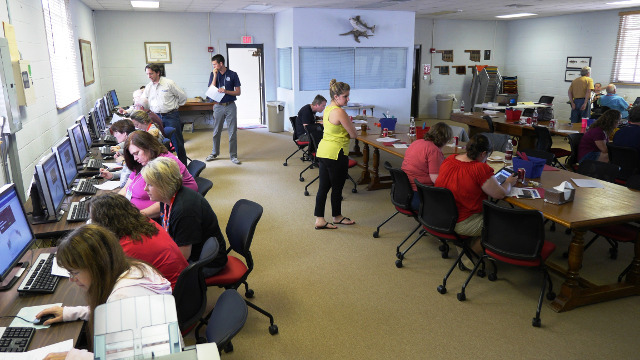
[
  {"x1": 424, "y1": 227, "x2": 470, "y2": 242},
  {"x1": 592, "y1": 224, "x2": 638, "y2": 242},
  {"x1": 486, "y1": 240, "x2": 556, "y2": 267},
  {"x1": 348, "y1": 159, "x2": 357, "y2": 168},
  {"x1": 397, "y1": 206, "x2": 416, "y2": 216},
  {"x1": 295, "y1": 141, "x2": 309, "y2": 146},
  {"x1": 550, "y1": 148, "x2": 571, "y2": 158},
  {"x1": 205, "y1": 256, "x2": 248, "y2": 286}
]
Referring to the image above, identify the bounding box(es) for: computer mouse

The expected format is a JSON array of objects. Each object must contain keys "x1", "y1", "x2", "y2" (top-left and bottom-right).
[{"x1": 34, "y1": 314, "x2": 56, "y2": 325}]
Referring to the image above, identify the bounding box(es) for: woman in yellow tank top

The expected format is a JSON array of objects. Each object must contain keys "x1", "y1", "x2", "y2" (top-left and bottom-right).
[{"x1": 314, "y1": 79, "x2": 358, "y2": 229}]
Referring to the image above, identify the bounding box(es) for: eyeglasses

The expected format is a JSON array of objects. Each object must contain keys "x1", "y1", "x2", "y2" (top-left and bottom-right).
[{"x1": 68, "y1": 270, "x2": 81, "y2": 279}]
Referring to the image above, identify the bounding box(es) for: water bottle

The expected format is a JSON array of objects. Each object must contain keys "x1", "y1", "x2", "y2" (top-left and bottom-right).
[
  {"x1": 386, "y1": 110, "x2": 390, "y2": 118},
  {"x1": 504, "y1": 139, "x2": 513, "y2": 164},
  {"x1": 460, "y1": 100, "x2": 465, "y2": 112},
  {"x1": 409, "y1": 117, "x2": 416, "y2": 137},
  {"x1": 532, "y1": 109, "x2": 538, "y2": 126}
]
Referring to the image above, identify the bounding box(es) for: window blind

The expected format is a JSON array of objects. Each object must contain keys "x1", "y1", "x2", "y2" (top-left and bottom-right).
[
  {"x1": 299, "y1": 47, "x2": 355, "y2": 91},
  {"x1": 278, "y1": 48, "x2": 292, "y2": 90},
  {"x1": 612, "y1": 11, "x2": 640, "y2": 84},
  {"x1": 355, "y1": 48, "x2": 406, "y2": 89},
  {"x1": 42, "y1": 0, "x2": 80, "y2": 109}
]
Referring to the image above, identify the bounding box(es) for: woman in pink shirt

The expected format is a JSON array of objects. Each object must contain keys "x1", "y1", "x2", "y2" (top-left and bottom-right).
[
  {"x1": 401, "y1": 122, "x2": 453, "y2": 211},
  {"x1": 118, "y1": 130, "x2": 197, "y2": 218}
]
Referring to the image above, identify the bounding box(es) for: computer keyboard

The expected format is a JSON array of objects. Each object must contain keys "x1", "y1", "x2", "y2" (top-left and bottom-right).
[
  {"x1": 74, "y1": 178, "x2": 98, "y2": 195},
  {"x1": 17, "y1": 253, "x2": 60, "y2": 295},
  {"x1": 103, "y1": 134, "x2": 117, "y2": 143},
  {"x1": 0, "y1": 327, "x2": 34, "y2": 352},
  {"x1": 100, "y1": 145, "x2": 113, "y2": 156},
  {"x1": 85, "y1": 158, "x2": 103, "y2": 170},
  {"x1": 67, "y1": 200, "x2": 90, "y2": 222}
]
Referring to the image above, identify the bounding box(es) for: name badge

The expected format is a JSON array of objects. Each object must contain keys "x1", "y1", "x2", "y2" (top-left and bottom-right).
[
  {"x1": 125, "y1": 188, "x2": 132, "y2": 200},
  {"x1": 226, "y1": 77, "x2": 231, "y2": 81}
]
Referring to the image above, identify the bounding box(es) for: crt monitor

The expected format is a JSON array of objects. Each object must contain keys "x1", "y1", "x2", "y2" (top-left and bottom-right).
[
  {"x1": 67, "y1": 123, "x2": 88, "y2": 165},
  {"x1": 52, "y1": 137, "x2": 78, "y2": 193},
  {"x1": 105, "y1": 94, "x2": 114, "y2": 113},
  {"x1": 34, "y1": 152, "x2": 66, "y2": 222},
  {"x1": 99, "y1": 97, "x2": 109, "y2": 122},
  {"x1": 0, "y1": 183, "x2": 36, "y2": 286},
  {"x1": 77, "y1": 115, "x2": 93, "y2": 149},
  {"x1": 87, "y1": 110, "x2": 99, "y2": 139},
  {"x1": 94, "y1": 99, "x2": 105, "y2": 132},
  {"x1": 110, "y1": 89, "x2": 119, "y2": 107}
]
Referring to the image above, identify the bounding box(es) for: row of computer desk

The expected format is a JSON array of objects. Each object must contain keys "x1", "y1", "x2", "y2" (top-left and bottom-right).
[{"x1": 350, "y1": 119, "x2": 640, "y2": 312}]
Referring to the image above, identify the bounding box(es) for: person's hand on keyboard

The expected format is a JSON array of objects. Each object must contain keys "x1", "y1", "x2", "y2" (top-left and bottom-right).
[
  {"x1": 35, "y1": 306, "x2": 63, "y2": 326},
  {"x1": 43, "y1": 351, "x2": 69, "y2": 360}
]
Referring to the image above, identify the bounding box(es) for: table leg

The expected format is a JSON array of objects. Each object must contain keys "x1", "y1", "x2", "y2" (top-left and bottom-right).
[
  {"x1": 624, "y1": 234, "x2": 640, "y2": 283},
  {"x1": 351, "y1": 139, "x2": 362, "y2": 157},
  {"x1": 357, "y1": 143, "x2": 371, "y2": 185},
  {"x1": 366, "y1": 148, "x2": 391, "y2": 191}
]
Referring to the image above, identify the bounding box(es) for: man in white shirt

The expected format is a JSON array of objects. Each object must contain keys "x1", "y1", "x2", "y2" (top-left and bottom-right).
[{"x1": 143, "y1": 64, "x2": 188, "y2": 164}]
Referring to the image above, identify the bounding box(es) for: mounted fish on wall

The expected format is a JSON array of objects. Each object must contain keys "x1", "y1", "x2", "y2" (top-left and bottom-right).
[{"x1": 340, "y1": 16, "x2": 376, "y2": 43}]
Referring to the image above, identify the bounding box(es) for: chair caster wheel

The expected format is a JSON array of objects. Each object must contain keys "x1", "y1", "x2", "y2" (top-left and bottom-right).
[
  {"x1": 223, "y1": 342, "x2": 234, "y2": 353},
  {"x1": 438, "y1": 244, "x2": 447, "y2": 252},
  {"x1": 457, "y1": 292, "x2": 466, "y2": 301},
  {"x1": 547, "y1": 291, "x2": 556, "y2": 301},
  {"x1": 609, "y1": 248, "x2": 618, "y2": 259},
  {"x1": 532, "y1": 318, "x2": 541, "y2": 327},
  {"x1": 373, "y1": 231, "x2": 379, "y2": 238},
  {"x1": 269, "y1": 324, "x2": 279, "y2": 335},
  {"x1": 437, "y1": 285, "x2": 447, "y2": 294},
  {"x1": 477, "y1": 269, "x2": 486, "y2": 278},
  {"x1": 488, "y1": 273, "x2": 497, "y2": 281},
  {"x1": 396, "y1": 252, "x2": 404, "y2": 260},
  {"x1": 304, "y1": 191, "x2": 309, "y2": 196},
  {"x1": 564, "y1": 229, "x2": 572, "y2": 235},
  {"x1": 299, "y1": 177, "x2": 304, "y2": 182},
  {"x1": 245, "y1": 289, "x2": 254, "y2": 298},
  {"x1": 352, "y1": 188, "x2": 357, "y2": 193},
  {"x1": 562, "y1": 251, "x2": 568, "y2": 258},
  {"x1": 283, "y1": 162, "x2": 287, "y2": 166},
  {"x1": 395, "y1": 260, "x2": 403, "y2": 268}
]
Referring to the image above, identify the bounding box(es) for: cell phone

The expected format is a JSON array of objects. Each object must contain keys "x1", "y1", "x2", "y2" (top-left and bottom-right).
[{"x1": 494, "y1": 167, "x2": 515, "y2": 185}]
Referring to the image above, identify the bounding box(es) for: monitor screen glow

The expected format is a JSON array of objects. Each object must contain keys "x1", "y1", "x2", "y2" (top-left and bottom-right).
[
  {"x1": 35, "y1": 152, "x2": 66, "y2": 218},
  {"x1": 0, "y1": 184, "x2": 36, "y2": 282},
  {"x1": 78, "y1": 116, "x2": 93, "y2": 149},
  {"x1": 52, "y1": 137, "x2": 77, "y2": 191},
  {"x1": 67, "y1": 124, "x2": 88, "y2": 165}
]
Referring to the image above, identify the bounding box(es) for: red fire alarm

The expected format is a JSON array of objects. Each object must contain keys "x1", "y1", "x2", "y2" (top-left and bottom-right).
[
  {"x1": 241, "y1": 36, "x2": 253, "y2": 44},
  {"x1": 208, "y1": 47, "x2": 214, "y2": 53},
  {"x1": 430, "y1": 48, "x2": 436, "y2": 53}
]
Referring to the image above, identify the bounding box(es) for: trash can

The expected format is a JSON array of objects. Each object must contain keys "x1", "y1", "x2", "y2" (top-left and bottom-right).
[
  {"x1": 267, "y1": 101, "x2": 285, "y2": 133},
  {"x1": 436, "y1": 94, "x2": 455, "y2": 120}
]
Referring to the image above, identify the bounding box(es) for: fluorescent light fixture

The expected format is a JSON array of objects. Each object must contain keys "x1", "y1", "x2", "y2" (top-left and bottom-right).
[
  {"x1": 131, "y1": 1, "x2": 159, "y2": 8},
  {"x1": 242, "y1": 4, "x2": 272, "y2": 11},
  {"x1": 606, "y1": 0, "x2": 640, "y2": 4},
  {"x1": 496, "y1": 13, "x2": 537, "y2": 18}
]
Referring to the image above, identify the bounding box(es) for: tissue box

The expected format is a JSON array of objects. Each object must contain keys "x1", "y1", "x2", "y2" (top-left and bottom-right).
[
  {"x1": 544, "y1": 188, "x2": 575, "y2": 204},
  {"x1": 512, "y1": 156, "x2": 545, "y2": 179}
]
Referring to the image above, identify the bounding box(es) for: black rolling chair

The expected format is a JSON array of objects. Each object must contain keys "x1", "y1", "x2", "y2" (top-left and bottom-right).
[
  {"x1": 299, "y1": 123, "x2": 322, "y2": 183},
  {"x1": 164, "y1": 126, "x2": 176, "y2": 152},
  {"x1": 461, "y1": 201, "x2": 556, "y2": 328},
  {"x1": 174, "y1": 237, "x2": 218, "y2": 340},
  {"x1": 532, "y1": 125, "x2": 570, "y2": 169},
  {"x1": 607, "y1": 143, "x2": 640, "y2": 184},
  {"x1": 195, "y1": 177, "x2": 213, "y2": 197},
  {"x1": 205, "y1": 289, "x2": 248, "y2": 354},
  {"x1": 203, "y1": 199, "x2": 278, "y2": 335},
  {"x1": 520, "y1": 148, "x2": 555, "y2": 165},
  {"x1": 538, "y1": 95, "x2": 554, "y2": 104},
  {"x1": 374, "y1": 161, "x2": 419, "y2": 239},
  {"x1": 284, "y1": 116, "x2": 310, "y2": 166},
  {"x1": 577, "y1": 160, "x2": 620, "y2": 184},
  {"x1": 482, "y1": 115, "x2": 495, "y2": 133},
  {"x1": 187, "y1": 159, "x2": 206, "y2": 178},
  {"x1": 566, "y1": 133, "x2": 584, "y2": 171}
]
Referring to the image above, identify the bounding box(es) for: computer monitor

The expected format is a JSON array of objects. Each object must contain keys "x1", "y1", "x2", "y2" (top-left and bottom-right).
[
  {"x1": 99, "y1": 97, "x2": 109, "y2": 122},
  {"x1": 52, "y1": 137, "x2": 78, "y2": 194},
  {"x1": 67, "y1": 123, "x2": 88, "y2": 165},
  {"x1": 33, "y1": 152, "x2": 66, "y2": 223},
  {"x1": 87, "y1": 110, "x2": 99, "y2": 139},
  {"x1": 0, "y1": 183, "x2": 36, "y2": 287},
  {"x1": 110, "y1": 89, "x2": 119, "y2": 108},
  {"x1": 94, "y1": 101, "x2": 106, "y2": 134},
  {"x1": 77, "y1": 115, "x2": 93, "y2": 149},
  {"x1": 105, "y1": 94, "x2": 114, "y2": 113}
]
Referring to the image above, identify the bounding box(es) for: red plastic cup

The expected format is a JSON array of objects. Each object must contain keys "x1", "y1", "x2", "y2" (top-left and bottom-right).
[{"x1": 582, "y1": 118, "x2": 588, "y2": 128}]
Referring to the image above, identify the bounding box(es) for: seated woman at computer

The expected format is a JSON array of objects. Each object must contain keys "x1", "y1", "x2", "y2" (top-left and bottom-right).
[
  {"x1": 129, "y1": 110, "x2": 164, "y2": 143},
  {"x1": 141, "y1": 157, "x2": 227, "y2": 277},
  {"x1": 88, "y1": 193, "x2": 188, "y2": 289},
  {"x1": 578, "y1": 109, "x2": 621, "y2": 163},
  {"x1": 401, "y1": 122, "x2": 453, "y2": 211},
  {"x1": 37, "y1": 224, "x2": 171, "y2": 360},
  {"x1": 118, "y1": 131, "x2": 197, "y2": 218},
  {"x1": 99, "y1": 119, "x2": 135, "y2": 187}
]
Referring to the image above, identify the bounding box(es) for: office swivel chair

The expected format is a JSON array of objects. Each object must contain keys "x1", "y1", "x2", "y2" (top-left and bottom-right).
[
  {"x1": 460, "y1": 201, "x2": 556, "y2": 328},
  {"x1": 203, "y1": 199, "x2": 279, "y2": 335},
  {"x1": 482, "y1": 115, "x2": 495, "y2": 133},
  {"x1": 205, "y1": 289, "x2": 248, "y2": 354},
  {"x1": 519, "y1": 148, "x2": 555, "y2": 165},
  {"x1": 284, "y1": 116, "x2": 310, "y2": 166},
  {"x1": 566, "y1": 133, "x2": 584, "y2": 171},
  {"x1": 532, "y1": 125, "x2": 570, "y2": 169},
  {"x1": 373, "y1": 161, "x2": 419, "y2": 239},
  {"x1": 187, "y1": 160, "x2": 206, "y2": 178},
  {"x1": 195, "y1": 177, "x2": 213, "y2": 197},
  {"x1": 163, "y1": 126, "x2": 176, "y2": 153},
  {"x1": 299, "y1": 123, "x2": 322, "y2": 183},
  {"x1": 606, "y1": 143, "x2": 640, "y2": 184},
  {"x1": 577, "y1": 159, "x2": 620, "y2": 184},
  {"x1": 538, "y1": 95, "x2": 554, "y2": 104}
]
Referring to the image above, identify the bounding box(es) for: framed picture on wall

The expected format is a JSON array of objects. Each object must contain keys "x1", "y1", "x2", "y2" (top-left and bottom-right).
[
  {"x1": 145, "y1": 42, "x2": 172, "y2": 63},
  {"x1": 565, "y1": 69, "x2": 581, "y2": 82},
  {"x1": 566, "y1": 56, "x2": 591, "y2": 69},
  {"x1": 79, "y1": 39, "x2": 94, "y2": 86}
]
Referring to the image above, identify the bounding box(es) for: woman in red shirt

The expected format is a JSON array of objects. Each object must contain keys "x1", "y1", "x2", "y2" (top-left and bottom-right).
[{"x1": 88, "y1": 193, "x2": 188, "y2": 289}]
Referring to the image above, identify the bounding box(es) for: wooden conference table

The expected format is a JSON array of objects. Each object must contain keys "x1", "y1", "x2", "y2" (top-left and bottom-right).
[
  {"x1": 0, "y1": 248, "x2": 85, "y2": 350},
  {"x1": 498, "y1": 167, "x2": 640, "y2": 311},
  {"x1": 178, "y1": 100, "x2": 215, "y2": 132}
]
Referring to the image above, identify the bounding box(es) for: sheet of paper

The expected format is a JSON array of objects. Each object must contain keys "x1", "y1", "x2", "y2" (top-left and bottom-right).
[
  {"x1": 556, "y1": 130, "x2": 579, "y2": 134},
  {"x1": 93, "y1": 181, "x2": 121, "y2": 191},
  {"x1": 393, "y1": 143, "x2": 408, "y2": 149},
  {"x1": 571, "y1": 178, "x2": 604, "y2": 188},
  {"x1": 111, "y1": 113, "x2": 123, "y2": 122},
  {"x1": 0, "y1": 339, "x2": 74, "y2": 360},
  {"x1": 9, "y1": 303, "x2": 63, "y2": 329},
  {"x1": 205, "y1": 86, "x2": 225, "y2": 102},
  {"x1": 352, "y1": 120, "x2": 368, "y2": 124},
  {"x1": 51, "y1": 260, "x2": 69, "y2": 277},
  {"x1": 376, "y1": 137, "x2": 399, "y2": 142}
]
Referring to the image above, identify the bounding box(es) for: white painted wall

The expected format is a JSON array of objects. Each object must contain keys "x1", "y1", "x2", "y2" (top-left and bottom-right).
[
  {"x1": 2, "y1": 0, "x2": 103, "y2": 195},
  {"x1": 275, "y1": 9, "x2": 294, "y2": 130}
]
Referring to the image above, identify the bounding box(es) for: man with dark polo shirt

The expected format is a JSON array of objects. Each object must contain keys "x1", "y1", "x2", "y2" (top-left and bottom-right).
[
  {"x1": 206, "y1": 54, "x2": 242, "y2": 164},
  {"x1": 296, "y1": 95, "x2": 327, "y2": 142},
  {"x1": 613, "y1": 106, "x2": 640, "y2": 163}
]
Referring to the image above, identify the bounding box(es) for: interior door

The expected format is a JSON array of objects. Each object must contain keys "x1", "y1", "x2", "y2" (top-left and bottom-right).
[{"x1": 227, "y1": 45, "x2": 265, "y2": 126}]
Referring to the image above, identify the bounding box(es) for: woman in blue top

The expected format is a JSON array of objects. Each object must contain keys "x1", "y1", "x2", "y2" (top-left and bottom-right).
[{"x1": 314, "y1": 79, "x2": 358, "y2": 230}]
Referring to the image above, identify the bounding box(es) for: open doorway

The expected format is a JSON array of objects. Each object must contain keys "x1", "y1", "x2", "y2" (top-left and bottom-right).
[{"x1": 227, "y1": 44, "x2": 265, "y2": 126}]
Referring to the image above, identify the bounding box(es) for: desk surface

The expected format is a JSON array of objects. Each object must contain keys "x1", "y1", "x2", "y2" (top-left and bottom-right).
[
  {"x1": 0, "y1": 248, "x2": 85, "y2": 349},
  {"x1": 178, "y1": 101, "x2": 214, "y2": 112}
]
